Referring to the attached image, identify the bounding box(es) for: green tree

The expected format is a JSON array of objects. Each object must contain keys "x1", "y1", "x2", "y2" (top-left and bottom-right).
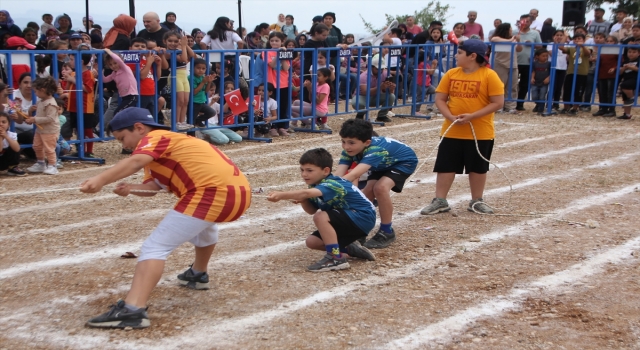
[
  {"x1": 360, "y1": 0, "x2": 453, "y2": 34},
  {"x1": 587, "y1": 0, "x2": 639, "y2": 18}
]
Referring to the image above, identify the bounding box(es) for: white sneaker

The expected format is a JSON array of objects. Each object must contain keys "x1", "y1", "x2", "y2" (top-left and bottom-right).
[
  {"x1": 56, "y1": 160, "x2": 64, "y2": 169},
  {"x1": 177, "y1": 123, "x2": 191, "y2": 131},
  {"x1": 319, "y1": 123, "x2": 332, "y2": 131},
  {"x1": 27, "y1": 163, "x2": 46, "y2": 173},
  {"x1": 43, "y1": 165, "x2": 59, "y2": 175},
  {"x1": 387, "y1": 111, "x2": 396, "y2": 117}
]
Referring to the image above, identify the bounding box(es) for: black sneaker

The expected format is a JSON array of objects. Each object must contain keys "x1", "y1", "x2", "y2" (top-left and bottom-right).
[
  {"x1": 567, "y1": 109, "x2": 577, "y2": 116},
  {"x1": 86, "y1": 300, "x2": 150, "y2": 329},
  {"x1": 603, "y1": 111, "x2": 616, "y2": 117},
  {"x1": 376, "y1": 116, "x2": 392, "y2": 123},
  {"x1": 560, "y1": 109, "x2": 570, "y2": 114},
  {"x1": 515, "y1": 105, "x2": 525, "y2": 111},
  {"x1": 363, "y1": 228, "x2": 396, "y2": 249},
  {"x1": 177, "y1": 266, "x2": 210, "y2": 290},
  {"x1": 307, "y1": 254, "x2": 350, "y2": 272},
  {"x1": 346, "y1": 240, "x2": 376, "y2": 261},
  {"x1": 7, "y1": 166, "x2": 26, "y2": 176},
  {"x1": 623, "y1": 99, "x2": 634, "y2": 107},
  {"x1": 617, "y1": 114, "x2": 632, "y2": 120},
  {"x1": 592, "y1": 109, "x2": 607, "y2": 116}
]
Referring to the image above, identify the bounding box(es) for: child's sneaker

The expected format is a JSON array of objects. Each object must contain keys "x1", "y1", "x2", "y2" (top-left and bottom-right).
[
  {"x1": 319, "y1": 123, "x2": 332, "y2": 131},
  {"x1": 346, "y1": 240, "x2": 376, "y2": 261},
  {"x1": 43, "y1": 165, "x2": 59, "y2": 175},
  {"x1": 176, "y1": 122, "x2": 190, "y2": 130},
  {"x1": 592, "y1": 109, "x2": 607, "y2": 116},
  {"x1": 177, "y1": 266, "x2": 210, "y2": 290},
  {"x1": 7, "y1": 166, "x2": 26, "y2": 176},
  {"x1": 278, "y1": 128, "x2": 290, "y2": 136},
  {"x1": 307, "y1": 254, "x2": 350, "y2": 272},
  {"x1": 468, "y1": 198, "x2": 494, "y2": 214},
  {"x1": 623, "y1": 99, "x2": 634, "y2": 107},
  {"x1": 268, "y1": 129, "x2": 279, "y2": 137},
  {"x1": 617, "y1": 114, "x2": 632, "y2": 120},
  {"x1": 27, "y1": 163, "x2": 46, "y2": 173},
  {"x1": 86, "y1": 300, "x2": 150, "y2": 329},
  {"x1": 603, "y1": 111, "x2": 617, "y2": 117},
  {"x1": 420, "y1": 198, "x2": 451, "y2": 215},
  {"x1": 363, "y1": 228, "x2": 396, "y2": 249},
  {"x1": 56, "y1": 159, "x2": 64, "y2": 169}
]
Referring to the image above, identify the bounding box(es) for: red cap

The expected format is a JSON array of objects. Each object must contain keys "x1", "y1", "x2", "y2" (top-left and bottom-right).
[{"x1": 6, "y1": 36, "x2": 36, "y2": 50}]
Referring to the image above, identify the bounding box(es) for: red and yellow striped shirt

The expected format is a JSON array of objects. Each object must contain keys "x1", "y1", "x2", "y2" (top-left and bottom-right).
[{"x1": 133, "y1": 130, "x2": 251, "y2": 222}]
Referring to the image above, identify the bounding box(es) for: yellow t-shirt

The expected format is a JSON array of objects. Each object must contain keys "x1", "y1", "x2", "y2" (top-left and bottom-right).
[{"x1": 436, "y1": 67, "x2": 504, "y2": 140}]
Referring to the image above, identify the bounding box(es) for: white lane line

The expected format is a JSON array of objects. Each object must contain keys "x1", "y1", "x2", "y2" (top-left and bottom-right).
[
  {"x1": 127, "y1": 183, "x2": 640, "y2": 350},
  {"x1": 498, "y1": 132, "x2": 577, "y2": 148},
  {"x1": 384, "y1": 235, "x2": 640, "y2": 349},
  {"x1": 3, "y1": 194, "x2": 119, "y2": 215}
]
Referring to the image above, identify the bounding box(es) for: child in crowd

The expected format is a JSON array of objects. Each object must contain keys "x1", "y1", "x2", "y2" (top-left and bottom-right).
[
  {"x1": 452, "y1": 23, "x2": 470, "y2": 42},
  {"x1": 335, "y1": 119, "x2": 418, "y2": 249},
  {"x1": 530, "y1": 48, "x2": 551, "y2": 114},
  {"x1": 414, "y1": 58, "x2": 438, "y2": 117},
  {"x1": 559, "y1": 34, "x2": 590, "y2": 115},
  {"x1": 291, "y1": 67, "x2": 331, "y2": 129},
  {"x1": 281, "y1": 15, "x2": 298, "y2": 40},
  {"x1": 267, "y1": 148, "x2": 376, "y2": 272},
  {"x1": 160, "y1": 31, "x2": 195, "y2": 130},
  {"x1": 81, "y1": 107, "x2": 251, "y2": 329},
  {"x1": 190, "y1": 58, "x2": 217, "y2": 128},
  {"x1": 0, "y1": 111, "x2": 26, "y2": 176},
  {"x1": 129, "y1": 38, "x2": 162, "y2": 116},
  {"x1": 64, "y1": 53, "x2": 97, "y2": 157},
  {"x1": 24, "y1": 77, "x2": 60, "y2": 175},
  {"x1": 264, "y1": 31, "x2": 291, "y2": 137},
  {"x1": 419, "y1": 40, "x2": 504, "y2": 216},
  {"x1": 197, "y1": 84, "x2": 243, "y2": 145},
  {"x1": 250, "y1": 83, "x2": 278, "y2": 138},
  {"x1": 40, "y1": 13, "x2": 57, "y2": 38},
  {"x1": 103, "y1": 48, "x2": 139, "y2": 115},
  {"x1": 547, "y1": 30, "x2": 568, "y2": 111},
  {"x1": 594, "y1": 36, "x2": 620, "y2": 117},
  {"x1": 303, "y1": 24, "x2": 329, "y2": 103},
  {"x1": 615, "y1": 46, "x2": 640, "y2": 120},
  {"x1": 55, "y1": 98, "x2": 70, "y2": 168}
]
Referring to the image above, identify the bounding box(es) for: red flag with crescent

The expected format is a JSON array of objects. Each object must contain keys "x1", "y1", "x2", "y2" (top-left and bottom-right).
[{"x1": 224, "y1": 89, "x2": 248, "y2": 115}]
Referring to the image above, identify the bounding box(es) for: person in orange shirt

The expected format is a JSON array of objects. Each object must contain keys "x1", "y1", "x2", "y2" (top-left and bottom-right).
[
  {"x1": 80, "y1": 107, "x2": 251, "y2": 329},
  {"x1": 419, "y1": 40, "x2": 504, "y2": 216}
]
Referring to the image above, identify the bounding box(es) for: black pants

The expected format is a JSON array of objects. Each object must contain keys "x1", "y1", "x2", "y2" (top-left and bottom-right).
[
  {"x1": 193, "y1": 103, "x2": 217, "y2": 127},
  {"x1": 273, "y1": 86, "x2": 291, "y2": 130},
  {"x1": 0, "y1": 147, "x2": 20, "y2": 170},
  {"x1": 114, "y1": 95, "x2": 139, "y2": 115},
  {"x1": 597, "y1": 79, "x2": 616, "y2": 111},
  {"x1": 16, "y1": 129, "x2": 35, "y2": 159},
  {"x1": 562, "y1": 74, "x2": 587, "y2": 108},
  {"x1": 516, "y1": 64, "x2": 531, "y2": 107},
  {"x1": 552, "y1": 70, "x2": 567, "y2": 109}
]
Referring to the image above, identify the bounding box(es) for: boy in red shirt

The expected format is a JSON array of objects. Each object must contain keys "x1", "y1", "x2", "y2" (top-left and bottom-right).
[
  {"x1": 128, "y1": 38, "x2": 162, "y2": 116},
  {"x1": 65, "y1": 52, "x2": 97, "y2": 157}
]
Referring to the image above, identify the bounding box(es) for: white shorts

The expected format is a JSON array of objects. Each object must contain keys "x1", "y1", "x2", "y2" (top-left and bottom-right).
[{"x1": 139, "y1": 210, "x2": 219, "y2": 261}]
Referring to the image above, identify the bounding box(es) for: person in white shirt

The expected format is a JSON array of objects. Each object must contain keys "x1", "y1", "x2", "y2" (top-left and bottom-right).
[
  {"x1": 530, "y1": 9, "x2": 543, "y2": 32},
  {"x1": 200, "y1": 16, "x2": 244, "y2": 55},
  {"x1": 609, "y1": 8, "x2": 628, "y2": 35},
  {"x1": 547, "y1": 30, "x2": 568, "y2": 111}
]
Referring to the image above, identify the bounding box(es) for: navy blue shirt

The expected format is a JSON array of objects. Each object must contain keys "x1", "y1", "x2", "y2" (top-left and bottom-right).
[
  {"x1": 308, "y1": 174, "x2": 376, "y2": 233},
  {"x1": 339, "y1": 136, "x2": 418, "y2": 175}
]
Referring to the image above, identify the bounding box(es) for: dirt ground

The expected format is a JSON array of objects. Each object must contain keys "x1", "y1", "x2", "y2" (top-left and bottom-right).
[{"x1": 1, "y1": 103, "x2": 639, "y2": 350}]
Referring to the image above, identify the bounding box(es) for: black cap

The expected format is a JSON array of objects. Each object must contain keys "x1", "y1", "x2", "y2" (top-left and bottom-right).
[{"x1": 323, "y1": 12, "x2": 336, "y2": 22}]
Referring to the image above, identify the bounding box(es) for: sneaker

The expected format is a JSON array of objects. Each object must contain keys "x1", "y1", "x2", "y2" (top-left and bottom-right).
[
  {"x1": 617, "y1": 114, "x2": 632, "y2": 120},
  {"x1": 177, "y1": 266, "x2": 210, "y2": 290},
  {"x1": 568, "y1": 109, "x2": 577, "y2": 116},
  {"x1": 468, "y1": 198, "x2": 494, "y2": 214},
  {"x1": 240, "y1": 130, "x2": 249, "y2": 138},
  {"x1": 176, "y1": 122, "x2": 190, "y2": 130},
  {"x1": 559, "y1": 109, "x2": 570, "y2": 115},
  {"x1": 27, "y1": 163, "x2": 46, "y2": 173},
  {"x1": 507, "y1": 109, "x2": 520, "y2": 114},
  {"x1": 579, "y1": 106, "x2": 591, "y2": 112},
  {"x1": 56, "y1": 159, "x2": 64, "y2": 169},
  {"x1": 290, "y1": 121, "x2": 299, "y2": 127},
  {"x1": 603, "y1": 111, "x2": 617, "y2": 117},
  {"x1": 7, "y1": 166, "x2": 26, "y2": 176},
  {"x1": 414, "y1": 112, "x2": 430, "y2": 118},
  {"x1": 86, "y1": 300, "x2": 150, "y2": 329},
  {"x1": 43, "y1": 165, "x2": 59, "y2": 175},
  {"x1": 307, "y1": 254, "x2": 350, "y2": 272},
  {"x1": 268, "y1": 129, "x2": 279, "y2": 137},
  {"x1": 278, "y1": 128, "x2": 290, "y2": 136},
  {"x1": 376, "y1": 116, "x2": 392, "y2": 123},
  {"x1": 420, "y1": 198, "x2": 451, "y2": 215},
  {"x1": 515, "y1": 105, "x2": 526, "y2": 111},
  {"x1": 84, "y1": 153, "x2": 96, "y2": 159},
  {"x1": 319, "y1": 123, "x2": 332, "y2": 131},
  {"x1": 623, "y1": 99, "x2": 634, "y2": 107},
  {"x1": 592, "y1": 110, "x2": 607, "y2": 117},
  {"x1": 287, "y1": 128, "x2": 296, "y2": 133},
  {"x1": 364, "y1": 228, "x2": 396, "y2": 249},
  {"x1": 387, "y1": 111, "x2": 396, "y2": 117},
  {"x1": 346, "y1": 240, "x2": 376, "y2": 261}
]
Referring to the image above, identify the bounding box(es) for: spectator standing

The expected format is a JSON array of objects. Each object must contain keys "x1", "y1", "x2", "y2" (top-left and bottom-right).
[
  {"x1": 515, "y1": 14, "x2": 542, "y2": 111},
  {"x1": 547, "y1": 30, "x2": 568, "y2": 111},
  {"x1": 530, "y1": 48, "x2": 551, "y2": 113},
  {"x1": 491, "y1": 23, "x2": 522, "y2": 113},
  {"x1": 488, "y1": 19, "x2": 502, "y2": 39},
  {"x1": 161, "y1": 12, "x2": 182, "y2": 33},
  {"x1": 587, "y1": 8, "x2": 611, "y2": 36},
  {"x1": 282, "y1": 15, "x2": 298, "y2": 40},
  {"x1": 0, "y1": 11, "x2": 22, "y2": 49},
  {"x1": 613, "y1": 17, "x2": 633, "y2": 41},
  {"x1": 609, "y1": 8, "x2": 628, "y2": 35},
  {"x1": 54, "y1": 14, "x2": 74, "y2": 35},
  {"x1": 269, "y1": 14, "x2": 286, "y2": 32},
  {"x1": 593, "y1": 35, "x2": 619, "y2": 117},
  {"x1": 559, "y1": 34, "x2": 590, "y2": 115},
  {"x1": 530, "y1": 9, "x2": 543, "y2": 31},
  {"x1": 405, "y1": 16, "x2": 422, "y2": 36},
  {"x1": 137, "y1": 12, "x2": 169, "y2": 48},
  {"x1": 463, "y1": 11, "x2": 484, "y2": 40},
  {"x1": 540, "y1": 18, "x2": 556, "y2": 43}
]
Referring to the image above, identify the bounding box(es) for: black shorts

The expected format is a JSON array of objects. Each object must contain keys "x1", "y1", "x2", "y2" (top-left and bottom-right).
[
  {"x1": 620, "y1": 79, "x2": 637, "y2": 90},
  {"x1": 310, "y1": 209, "x2": 367, "y2": 251},
  {"x1": 68, "y1": 112, "x2": 98, "y2": 129},
  {"x1": 433, "y1": 137, "x2": 494, "y2": 174},
  {"x1": 368, "y1": 168, "x2": 412, "y2": 193}
]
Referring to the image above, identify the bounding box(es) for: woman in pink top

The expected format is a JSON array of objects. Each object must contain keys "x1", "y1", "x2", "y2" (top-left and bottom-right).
[
  {"x1": 291, "y1": 67, "x2": 331, "y2": 130},
  {"x1": 102, "y1": 48, "x2": 139, "y2": 114}
]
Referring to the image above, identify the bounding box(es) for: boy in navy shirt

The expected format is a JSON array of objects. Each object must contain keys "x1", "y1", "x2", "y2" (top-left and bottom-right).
[
  {"x1": 267, "y1": 148, "x2": 376, "y2": 272},
  {"x1": 335, "y1": 119, "x2": 418, "y2": 249}
]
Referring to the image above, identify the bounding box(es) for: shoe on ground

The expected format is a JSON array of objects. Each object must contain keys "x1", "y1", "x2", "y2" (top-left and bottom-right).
[
  {"x1": 268, "y1": 129, "x2": 279, "y2": 137},
  {"x1": 7, "y1": 166, "x2": 26, "y2": 176},
  {"x1": 363, "y1": 228, "x2": 396, "y2": 249},
  {"x1": 43, "y1": 165, "x2": 59, "y2": 175},
  {"x1": 177, "y1": 266, "x2": 210, "y2": 290},
  {"x1": 319, "y1": 123, "x2": 332, "y2": 131},
  {"x1": 346, "y1": 240, "x2": 376, "y2": 261},
  {"x1": 176, "y1": 123, "x2": 191, "y2": 131},
  {"x1": 387, "y1": 111, "x2": 395, "y2": 117},
  {"x1": 623, "y1": 99, "x2": 634, "y2": 107},
  {"x1": 307, "y1": 253, "x2": 350, "y2": 272},
  {"x1": 532, "y1": 106, "x2": 539, "y2": 113},
  {"x1": 617, "y1": 114, "x2": 632, "y2": 120},
  {"x1": 86, "y1": 300, "x2": 150, "y2": 329},
  {"x1": 592, "y1": 109, "x2": 607, "y2": 117},
  {"x1": 468, "y1": 198, "x2": 494, "y2": 214},
  {"x1": 515, "y1": 106, "x2": 526, "y2": 111},
  {"x1": 414, "y1": 112, "x2": 429, "y2": 117},
  {"x1": 568, "y1": 109, "x2": 577, "y2": 115},
  {"x1": 56, "y1": 159, "x2": 64, "y2": 169},
  {"x1": 603, "y1": 111, "x2": 616, "y2": 117},
  {"x1": 278, "y1": 128, "x2": 290, "y2": 136},
  {"x1": 27, "y1": 163, "x2": 46, "y2": 173},
  {"x1": 376, "y1": 116, "x2": 392, "y2": 123},
  {"x1": 579, "y1": 106, "x2": 591, "y2": 112},
  {"x1": 560, "y1": 109, "x2": 570, "y2": 114},
  {"x1": 287, "y1": 128, "x2": 296, "y2": 133},
  {"x1": 420, "y1": 198, "x2": 451, "y2": 215}
]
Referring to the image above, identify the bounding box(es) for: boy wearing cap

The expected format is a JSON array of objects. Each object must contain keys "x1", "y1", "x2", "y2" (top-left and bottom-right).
[
  {"x1": 352, "y1": 54, "x2": 397, "y2": 122},
  {"x1": 80, "y1": 107, "x2": 251, "y2": 329},
  {"x1": 68, "y1": 33, "x2": 83, "y2": 50},
  {"x1": 419, "y1": 39, "x2": 504, "y2": 215}
]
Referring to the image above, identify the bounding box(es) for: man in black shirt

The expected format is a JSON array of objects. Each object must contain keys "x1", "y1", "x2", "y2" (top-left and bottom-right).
[{"x1": 137, "y1": 12, "x2": 169, "y2": 48}]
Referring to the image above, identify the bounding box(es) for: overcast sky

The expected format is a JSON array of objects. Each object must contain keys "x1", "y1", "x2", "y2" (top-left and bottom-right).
[{"x1": 5, "y1": 0, "x2": 605, "y2": 37}]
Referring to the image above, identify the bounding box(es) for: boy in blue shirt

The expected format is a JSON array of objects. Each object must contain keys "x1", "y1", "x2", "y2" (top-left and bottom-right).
[
  {"x1": 335, "y1": 119, "x2": 418, "y2": 249},
  {"x1": 267, "y1": 148, "x2": 376, "y2": 272}
]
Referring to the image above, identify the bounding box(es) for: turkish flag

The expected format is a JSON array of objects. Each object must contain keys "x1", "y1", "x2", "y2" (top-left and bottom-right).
[
  {"x1": 447, "y1": 31, "x2": 459, "y2": 45},
  {"x1": 224, "y1": 89, "x2": 248, "y2": 115},
  {"x1": 246, "y1": 95, "x2": 261, "y2": 109}
]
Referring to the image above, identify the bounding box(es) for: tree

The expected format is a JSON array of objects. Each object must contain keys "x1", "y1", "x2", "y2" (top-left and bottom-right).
[
  {"x1": 360, "y1": 0, "x2": 453, "y2": 34},
  {"x1": 587, "y1": 0, "x2": 639, "y2": 18}
]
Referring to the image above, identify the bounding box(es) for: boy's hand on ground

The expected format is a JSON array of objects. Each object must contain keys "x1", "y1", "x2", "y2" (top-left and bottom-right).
[
  {"x1": 80, "y1": 177, "x2": 103, "y2": 193},
  {"x1": 113, "y1": 182, "x2": 130, "y2": 197},
  {"x1": 266, "y1": 192, "x2": 282, "y2": 202}
]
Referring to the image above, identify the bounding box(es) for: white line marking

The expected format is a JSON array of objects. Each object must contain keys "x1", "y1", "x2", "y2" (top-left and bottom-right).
[
  {"x1": 498, "y1": 132, "x2": 577, "y2": 148},
  {"x1": 3, "y1": 194, "x2": 119, "y2": 215}
]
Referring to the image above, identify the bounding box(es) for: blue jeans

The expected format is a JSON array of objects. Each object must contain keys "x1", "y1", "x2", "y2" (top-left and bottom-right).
[
  {"x1": 139, "y1": 95, "x2": 156, "y2": 117},
  {"x1": 352, "y1": 91, "x2": 397, "y2": 119},
  {"x1": 530, "y1": 85, "x2": 549, "y2": 111},
  {"x1": 415, "y1": 85, "x2": 436, "y2": 112},
  {"x1": 338, "y1": 72, "x2": 358, "y2": 97}
]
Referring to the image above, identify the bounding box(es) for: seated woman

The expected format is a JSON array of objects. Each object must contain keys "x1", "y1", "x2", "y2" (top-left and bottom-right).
[{"x1": 10, "y1": 72, "x2": 37, "y2": 159}]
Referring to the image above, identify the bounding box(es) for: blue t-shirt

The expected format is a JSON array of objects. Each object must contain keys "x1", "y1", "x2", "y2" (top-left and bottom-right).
[
  {"x1": 308, "y1": 174, "x2": 376, "y2": 234},
  {"x1": 339, "y1": 136, "x2": 418, "y2": 175}
]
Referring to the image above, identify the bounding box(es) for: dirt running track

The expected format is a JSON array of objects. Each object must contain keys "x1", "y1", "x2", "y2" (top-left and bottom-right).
[{"x1": 1, "y1": 105, "x2": 639, "y2": 349}]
